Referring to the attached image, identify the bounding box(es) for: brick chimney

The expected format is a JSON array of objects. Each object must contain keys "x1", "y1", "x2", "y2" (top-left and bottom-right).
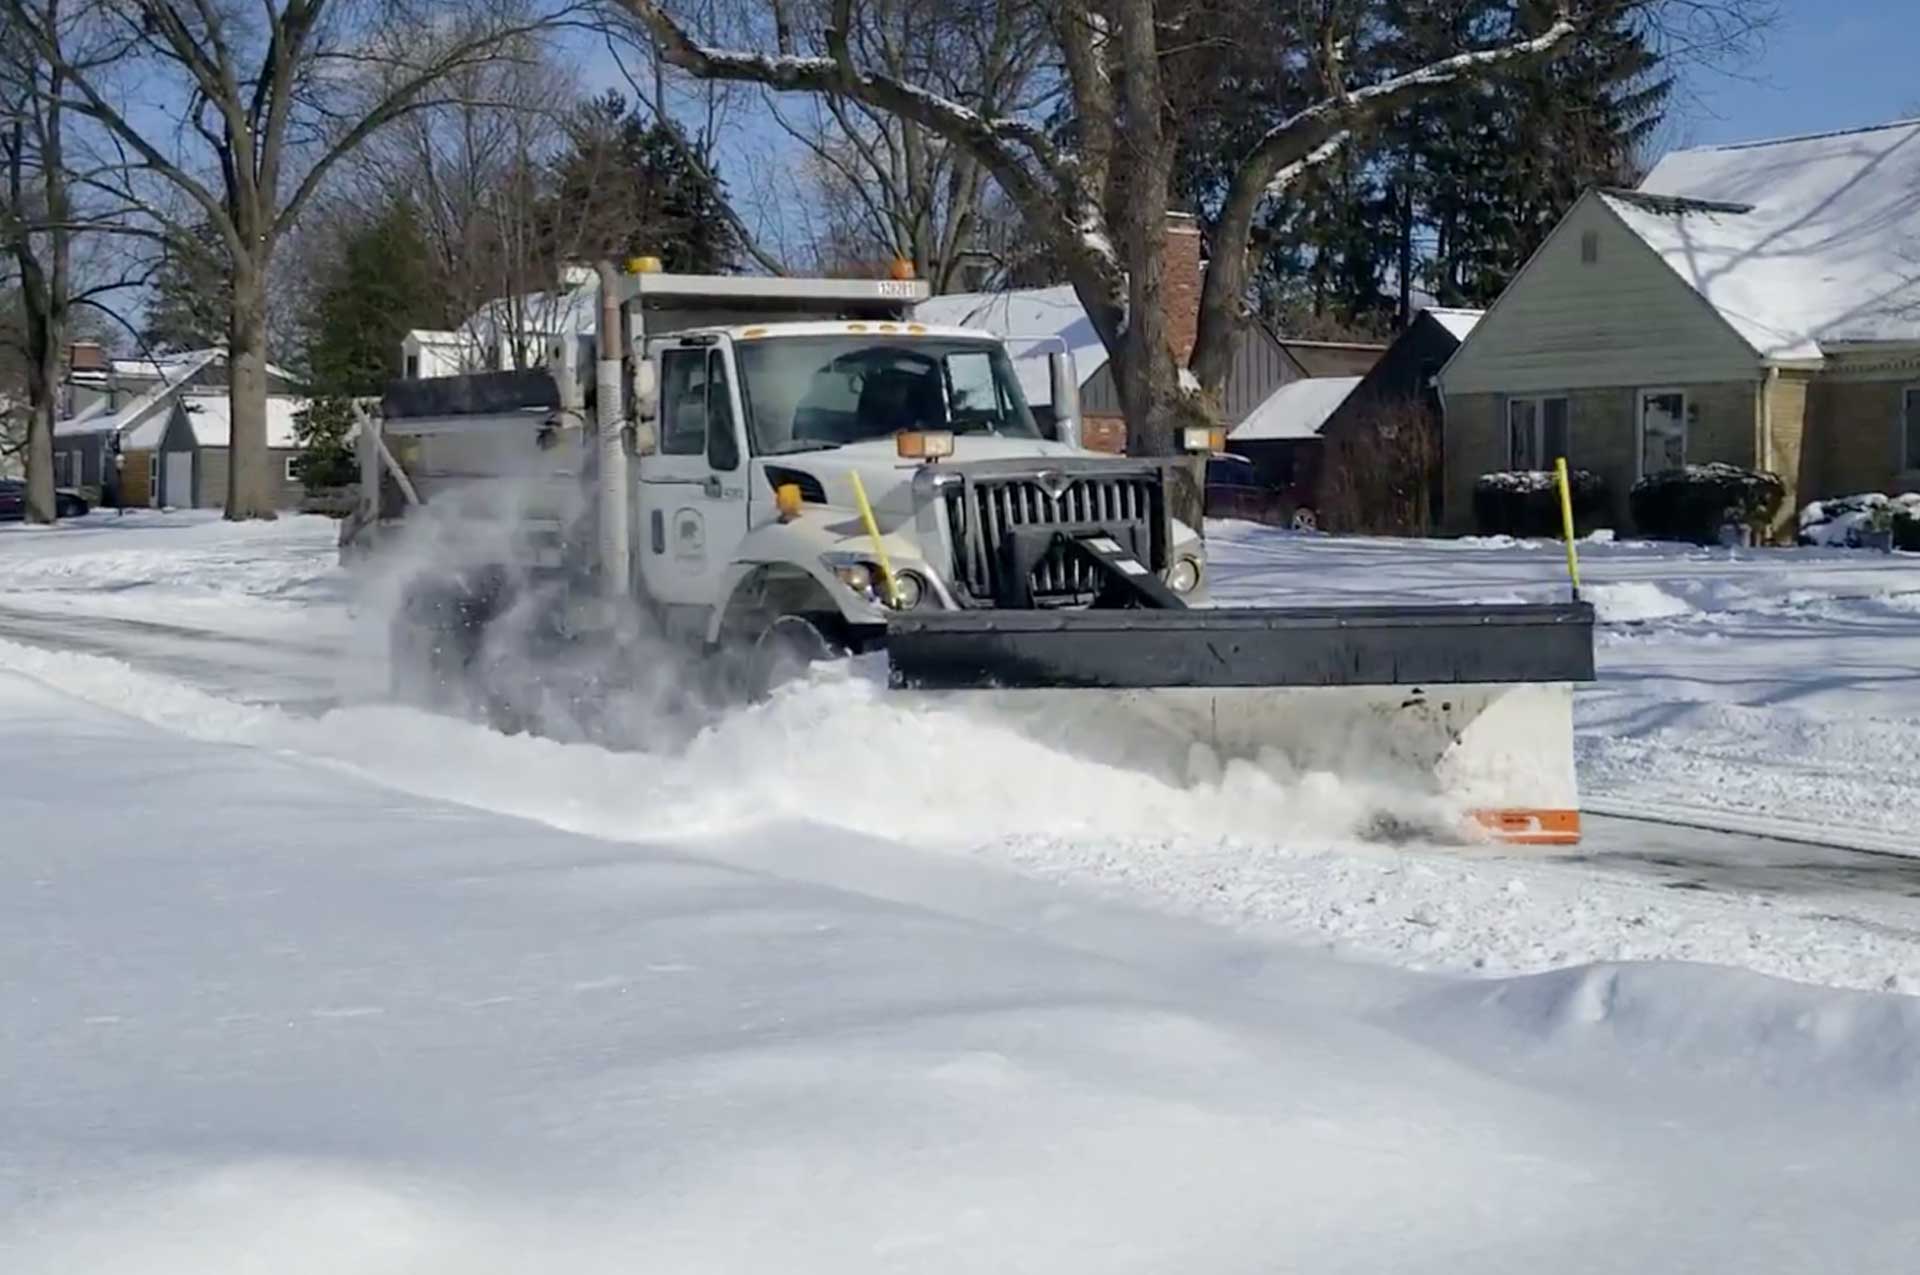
[
  {"x1": 1160, "y1": 211, "x2": 1203, "y2": 365},
  {"x1": 67, "y1": 340, "x2": 107, "y2": 373}
]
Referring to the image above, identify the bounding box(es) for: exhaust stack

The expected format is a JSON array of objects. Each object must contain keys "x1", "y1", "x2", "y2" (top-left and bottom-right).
[{"x1": 595, "y1": 260, "x2": 630, "y2": 598}]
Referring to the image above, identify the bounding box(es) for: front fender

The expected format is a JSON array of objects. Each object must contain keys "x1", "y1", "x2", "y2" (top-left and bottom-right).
[{"x1": 705, "y1": 512, "x2": 941, "y2": 645}]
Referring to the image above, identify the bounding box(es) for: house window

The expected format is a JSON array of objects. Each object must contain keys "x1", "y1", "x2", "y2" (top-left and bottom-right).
[
  {"x1": 1506, "y1": 395, "x2": 1570, "y2": 469},
  {"x1": 1904, "y1": 386, "x2": 1920, "y2": 472},
  {"x1": 1581, "y1": 229, "x2": 1600, "y2": 265},
  {"x1": 284, "y1": 456, "x2": 301, "y2": 483},
  {"x1": 1638, "y1": 387, "x2": 1688, "y2": 476},
  {"x1": 148, "y1": 454, "x2": 159, "y2": 498},
  {"x1": 404, "y1": 353, "x2": 420, "y2": 379}
]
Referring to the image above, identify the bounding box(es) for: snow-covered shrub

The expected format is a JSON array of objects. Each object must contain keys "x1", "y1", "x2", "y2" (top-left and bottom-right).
[
  {"x1": 1798, "y1": 492, "x2": 1920, "y2": 550},
  {"x1": 1628, "y1": 464, "x2": 1784, "y2": 545},
  {"x1": 1471, "y1": 469, "x2": 1608, "y2": 538}
]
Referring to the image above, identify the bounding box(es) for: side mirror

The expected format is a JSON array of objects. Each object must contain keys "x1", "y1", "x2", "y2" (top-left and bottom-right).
[
  {"x1": 1047, "y1": 350, "x2": 1082, "y2": 449},
  {"x1": 632, "y1": 358, "x2": 658, "y2": 423}
]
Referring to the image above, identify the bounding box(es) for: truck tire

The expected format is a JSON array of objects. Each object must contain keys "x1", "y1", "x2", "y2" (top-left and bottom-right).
[
  {"x1": 745, "y1": 614, "x2": 842, "y2": 701},
  {"x1": 389, "y1": 567, "x2": 514, "y2": 706}
]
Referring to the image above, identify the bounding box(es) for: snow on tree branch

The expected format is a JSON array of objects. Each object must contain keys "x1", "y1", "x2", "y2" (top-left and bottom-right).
[
  {"x1": 1249, "y1": 16, "x2": 1579, "y2": 198},
  {"x1": 1190, "y1": 10, "x2": 1581, "y2": 395}
]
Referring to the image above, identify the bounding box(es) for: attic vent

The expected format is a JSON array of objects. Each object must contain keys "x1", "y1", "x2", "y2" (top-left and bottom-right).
[{"x1": 1580, "y1": 230, "x2": 1600, "y2": 265}]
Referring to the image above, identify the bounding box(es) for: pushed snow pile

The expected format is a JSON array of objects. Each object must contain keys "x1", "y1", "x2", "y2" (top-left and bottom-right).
[
  {"x1": 1583, "y1": 581, "x2": 1694, "y2": 623},
  {"x1": 0, "y1": 635, "x2": 1453, "y2": 854},
  {"x1": 1405, "y1": 960, "x2": 1920, "y2": 1093},
  {"x1": 1798, "y1": 491, "x2": 1920, "y2": 549}
]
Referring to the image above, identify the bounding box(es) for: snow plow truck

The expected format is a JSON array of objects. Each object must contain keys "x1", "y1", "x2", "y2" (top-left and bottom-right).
[{"x1": 350, "y1": 261, "x2": 1594, "y2": 845}]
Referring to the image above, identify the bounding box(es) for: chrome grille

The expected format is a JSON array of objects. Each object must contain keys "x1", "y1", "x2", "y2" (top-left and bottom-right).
[{"x1": 944, "y1": 473, "x2": 1162, "y2": 603}]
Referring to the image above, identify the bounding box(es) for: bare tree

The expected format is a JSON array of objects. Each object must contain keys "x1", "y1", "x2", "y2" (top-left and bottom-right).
[
  {"x1": 608, "y1": 0, "x2": 1588, "y2": 478},
  {"x1": 1319, "y1": 395, "x2": 1439, "y2": 536},
  {"x1": 345, "y1": 34, "x2": 578, "y2": 369},
  {"x1": 4, "y1": 0, "x2": 586, "y2": 518},
  {"x1": 753, "y1": 0, "x2": 1048, "y2": 291},
  {"x1": 0, "y1": 0, "x2": 79, "y2": 522}
]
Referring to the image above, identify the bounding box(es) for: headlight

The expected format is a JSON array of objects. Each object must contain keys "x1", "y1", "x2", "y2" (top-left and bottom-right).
[
  {"x1": 891, "y1": 570, "x2": 926, "y2": 609},
  {"x1": 825, "y1": 554, "x2": 930, "y2": 609},
  {"x1": 1166, "y1": 555, "x2": 1202, "y2": 594},
  {"x1": 831, "y1": 561, "x2": 873, "y2": 594}
]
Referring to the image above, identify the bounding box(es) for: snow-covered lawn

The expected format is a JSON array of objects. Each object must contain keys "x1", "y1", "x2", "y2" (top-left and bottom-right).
[{"x1": 7, "y1": 511, "x2": 1920, "y2": 1267}]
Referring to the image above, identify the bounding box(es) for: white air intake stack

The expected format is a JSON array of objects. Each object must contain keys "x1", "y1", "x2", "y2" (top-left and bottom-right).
[{"x1": 595, "y1": 260, "x2": 630, "y2": 598}]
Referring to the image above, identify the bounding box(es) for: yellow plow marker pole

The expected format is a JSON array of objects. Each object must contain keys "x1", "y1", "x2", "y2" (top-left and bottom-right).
[
  {"x1": 848, "y1": 470, "x2": 901, "y2": 608},
  {"x1": 1555, "y1": 456, "x2": 1582, "y2": 601}
]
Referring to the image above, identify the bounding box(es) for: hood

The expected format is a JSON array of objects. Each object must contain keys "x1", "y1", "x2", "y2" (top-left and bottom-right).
[{"x1": 756, "y1": 435, "x2": 1095, "y2": 516}]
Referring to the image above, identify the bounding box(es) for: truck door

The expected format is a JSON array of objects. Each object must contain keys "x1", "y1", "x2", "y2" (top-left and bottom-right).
[{"x1": 635, "y1": 341, "x2": 752, "y2": 614}]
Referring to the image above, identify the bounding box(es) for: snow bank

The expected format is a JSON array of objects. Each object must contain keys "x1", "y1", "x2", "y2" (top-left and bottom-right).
[
  {"x1": 10, "y1": 635, "x2": 1920, "y2": 996},
  {"x1": 9, "y1": 670, "x2": 1920, "y2": 1273},
  {"x1": 1584, "y1": 581, "x2": 1694, "y2": 623},
  {"x1": 1406, "y1": 960, "x2": 1920, "y2": 1093}
]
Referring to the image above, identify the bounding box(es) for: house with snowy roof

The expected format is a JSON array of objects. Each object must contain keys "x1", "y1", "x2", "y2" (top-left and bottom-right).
[
  {"x1": 1438, "y1": 118, "x2": 1920, "y2": 533},
  {"x1": 1224, "y1": 308, "x2": 1481, "y2": 530},
  {"x1": 917, "y1": 213, "x2": 1382, "y2": 452},
  {"x1": 401, "y1": 266, "x2": 600, "y2": 381},
  {"x1": 51, "y1": 345, "x2": 308, "y2": 509}
]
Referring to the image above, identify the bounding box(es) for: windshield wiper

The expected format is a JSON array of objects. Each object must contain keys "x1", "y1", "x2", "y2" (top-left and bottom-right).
[{"x1": 762, "y1": 439, "x2": 842, "y2": 455}]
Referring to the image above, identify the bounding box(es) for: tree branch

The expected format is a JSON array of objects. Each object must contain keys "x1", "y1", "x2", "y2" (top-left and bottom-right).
[{"x1": 1191, "y1": 10, "x2": 1581, "y2": 392}]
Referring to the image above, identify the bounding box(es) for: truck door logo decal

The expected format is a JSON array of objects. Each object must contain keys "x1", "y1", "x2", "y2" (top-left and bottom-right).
[{"x1": 673, "y1": 508, "x2": 705, "y2": 560}]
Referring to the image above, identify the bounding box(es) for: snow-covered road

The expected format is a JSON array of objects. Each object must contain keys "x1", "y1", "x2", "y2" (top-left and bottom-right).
[
  {"x1": 8, "y1": 668, "x2": 1920, "y2": 1272},
  {"x1": 3, "y1": 511, "x2": 1920, "y2": 993},
  {"x1": 8, "y1": 511, "x2": 1920, "y2": 1268}
]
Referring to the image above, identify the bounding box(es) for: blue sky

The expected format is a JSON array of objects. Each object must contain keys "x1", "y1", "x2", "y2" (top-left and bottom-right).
[{"x1": 1671, "y1": 0, "x2": 1917, "y2": 149}]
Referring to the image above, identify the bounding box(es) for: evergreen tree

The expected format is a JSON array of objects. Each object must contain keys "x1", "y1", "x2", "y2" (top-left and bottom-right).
[
  {"x1": 545, "y1": 92, "x2": 741, "y2": 273},
  {"x1": 1175, "y1": 0, "x2": 1669, "y2": 333},
  {"x1": 143, "y1": 221, "x2": 231, "y2": 353},
  {"x1": 301, "y1": 200, "x2": 443, "y2": 397},
  {"x1": 1417, "y1": 1, "x2": 1668, "y2": 308}
]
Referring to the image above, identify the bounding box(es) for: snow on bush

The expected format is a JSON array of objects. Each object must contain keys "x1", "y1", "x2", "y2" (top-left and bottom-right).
[
  {"x1": 1798, "y1": 491, "x2": 1920, "y2": 549},
  {"x1": 1628, "y1": 463, "x2": 1785, "y2": 545},
  {"x1": 1471, "y1": 469, "x2": 1608, "y2": 538}
]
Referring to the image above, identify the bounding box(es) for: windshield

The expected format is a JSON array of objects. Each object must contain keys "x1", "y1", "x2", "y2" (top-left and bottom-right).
[{"x1": 733, "y1": 336, "x2": 1041, "y2": 455}]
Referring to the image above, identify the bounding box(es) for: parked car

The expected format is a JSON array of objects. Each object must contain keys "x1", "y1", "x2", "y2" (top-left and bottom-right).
[
  {"x1": 1204, "y1": 454, "x2": 1317, "y2": 530},
  {"x1": 0, "y1": 479, "x2": 91, "y2": 520}
]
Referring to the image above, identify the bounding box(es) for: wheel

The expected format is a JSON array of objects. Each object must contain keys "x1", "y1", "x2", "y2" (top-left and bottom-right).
[
  {"x1": 388, "y1": 567, "x2": 513, "y2": 706},
  {"x1": 1291, "y1": 506, "x2": 1319, "y2": 532},
  {"x1": 745, "y1": 614, "x2": 843, "y2": 701}
]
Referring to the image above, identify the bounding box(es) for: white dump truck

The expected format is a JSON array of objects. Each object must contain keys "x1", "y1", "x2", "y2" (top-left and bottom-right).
[{"x1": 355, "y1": 261, "x2": 1594, "y2": 844}]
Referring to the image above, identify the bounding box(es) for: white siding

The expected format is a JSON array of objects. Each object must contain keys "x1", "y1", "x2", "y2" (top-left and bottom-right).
[{"x1": 1441, "y1": 194, "x2": 1761, "y2": 396}]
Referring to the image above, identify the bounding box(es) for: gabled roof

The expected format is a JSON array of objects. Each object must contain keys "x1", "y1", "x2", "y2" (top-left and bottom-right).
[
  {"x1": 54, "y1": 348, "x2": 223, "y2": 440},
  {"x1": 1422, "y1": 308, "x2": 1483, "y2": 342},
  {"x1": 914, "y1": 285, "x2": 1107, "y2": 402},
  {"x1": 1612, "y1": 118, "x2": 1920, "y2": 360},
  {"x1": 172, "y1": 395, "x2": 308, "y2": 449},
  {"x1": 1229, "y1": 376, "x2": 1362, "y2": 442}
]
